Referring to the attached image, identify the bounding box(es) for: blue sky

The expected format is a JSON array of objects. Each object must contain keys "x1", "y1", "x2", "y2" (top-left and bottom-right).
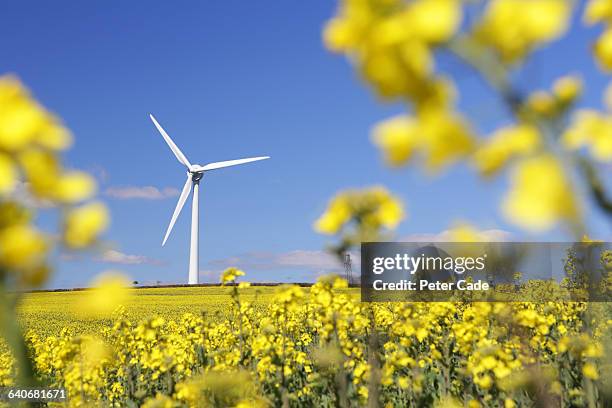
[{"x1": 1, "y1": 1, "x2": 610, "y2": 288}]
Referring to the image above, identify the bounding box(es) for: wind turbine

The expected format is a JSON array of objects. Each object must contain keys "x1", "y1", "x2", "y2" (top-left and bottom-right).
[{"x1": 150, "y1": 114, "x2": 269, "y2": 284}]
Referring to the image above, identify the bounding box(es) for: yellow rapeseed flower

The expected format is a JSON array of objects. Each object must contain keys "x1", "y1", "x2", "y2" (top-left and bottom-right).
[
  {"x1": 0, "y1": 75, "x2": 71, "y2": 152},
  {"x1": 78, "y1": 271, "x2": 130, "y2": 316},
  {"x1": 315, "y1": 186, "x2": 404, "y2": 236},
  {"x1": 221, "y1": 267, "x2": 245, "y2": 284},
  {"x1": 18, "y1": 149, "x2": 61, "y2": 197},
  {"x1": 475, "y1": 0, "x2": 571, "y2": 63},
  {"x1": 372, "y1": 115, "x2": 419, "y2": 167},
  {"x1": 502, "y1": 155, "x2": 579, "y2": 230},
  {"x1": 0, "y1": 224, "x2": 47, "y2": 271},
  {"x1": 473, "y1": 124, "x2": 540, "y2": 176},
  {"x1": 553, "y1": 75, "x2": 583, "y2": 104},
  {"x1": 582, "y1": 362, "x2": 599, "y2": 380},
  {"x1": 584, "y1": 0, "x2": 612, "y2": 24},
  {"x1": 376, "y1": 195, "x2": 403, "y2": 229},
  {"x1": 374, "y1": 110, "x2": 474, "y2": 171},
  {"x1": 418, "y1": 109, "x2": 475, "y2": 170},
  {"x1": 526, "y1": 91, "x2": 556, "y2": 116},
  {"x1": 64, "y1": 201, "x2": 109, "y2": 248},
  {"x1": 409, "y1": 0, "x2": 463, "y2": 44},
  {"x1": 563, "y1": 110, "x2": 612, "y2": 162},
  {"x1": 0, "y1": 153, "x2": 16, "y2": 193},
  {"x1": 594, "y1": 28, "x2": 612, "y2": 70},
  {"x1": 314, "y1": 194, "x2": 351, "y2": 234},
  {"x1": 585, "y1": 0, "x2": 612, "y2": 71},
  {"x1": 323, "y1": 18, "x2": 359, "y2": 52},
  {"x1": 54, "y1": 171, "x2": 96, "y2": 203}
]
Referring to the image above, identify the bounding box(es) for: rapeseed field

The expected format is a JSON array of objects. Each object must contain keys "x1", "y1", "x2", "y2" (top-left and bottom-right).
[{"x1": 2, "y1": 273, "x2": 609, "y2": 407}]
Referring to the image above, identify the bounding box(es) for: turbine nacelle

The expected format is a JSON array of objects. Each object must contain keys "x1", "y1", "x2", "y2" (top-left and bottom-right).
[{"x1": 189, "y1": 169, "x2": 204, "y2": 183}]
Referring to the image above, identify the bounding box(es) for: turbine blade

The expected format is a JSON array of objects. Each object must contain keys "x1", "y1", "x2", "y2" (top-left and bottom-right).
[
  {"x1": 200, "y1": 156, "x2": 270, "y2": 171},
  {"x1": 162, "y1": 174, "x2": 193, "y2": 246},
  {"x1": 149, "y1": 114, "x2": 192, "y2": 168}
]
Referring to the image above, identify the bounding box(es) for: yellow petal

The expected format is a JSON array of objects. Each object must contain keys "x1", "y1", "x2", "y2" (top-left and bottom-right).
[
  {"x1": 0, "y1": 224, "x2": 47, "y2": 270},
  {"x1": 36, "y1": 122, "x2": 73, "y2": 151},
  {"x1": 372, "y1": 115, "x2": 420, "y2": 166},
  {"x1": 64, "y1": 201, "x2": 109, "y2": 248},
  {"x1": 323, "y1": 18, "x2": 358, "y2": 52},
  {"x1": 502, "y1": 155, "x2": 579, "y2": 230},
  {"x1": 78, "y1": 271, "x2": 130, "y2": 316},
  {"x1": 410, "y1": 0, "x2": 462, "y2": 43},
  {"x1": 594, "y1": 28, "x2": 612, "y2": 71},
  {"x1": 584, "y1": 0, "x2": 612, "y2": 24},
  {"x1": 523, "y1": 0, "x2": 571, "y2": 42},
  {"x1": 54, "y1": 171, "x2": 96, "y2": 203},
  {"x1": 473, "y1": 124, "x2": 540, "y2": 176},
  {"x1": 0, "y1": 154, "x2": 16, "y2": 194},
  {"x1": 553, "y1": 75, "x2": 583, "y2": 104}
]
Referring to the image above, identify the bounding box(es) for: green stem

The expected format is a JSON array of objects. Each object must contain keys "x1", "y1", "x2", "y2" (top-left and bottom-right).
[
  {"x1": 447, "y1": 35, "x2": 522, "y2": 114},
  {"x1": 577, "y1": 157, "x2": 612, "y2": 217},
  {"x1": 0, "y1": 286, "x2": 37, "y2": 388}
]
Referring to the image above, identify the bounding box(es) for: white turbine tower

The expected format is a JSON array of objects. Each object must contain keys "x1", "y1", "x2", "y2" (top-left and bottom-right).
[{"x1": 150, "y1": 114, "x2": 269, "y2": 284}]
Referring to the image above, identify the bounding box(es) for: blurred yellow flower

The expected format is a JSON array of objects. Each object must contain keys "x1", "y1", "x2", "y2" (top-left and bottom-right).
[
  {"x1": 475, "y1": 0, "x2": 571, "y2": 63},
  {"x1": 18, "y1": 149, "x2": 61, "y2": 197},
  {"x1": 473, "y1": 124, "x2": 540, "y2": 176},
  {"x1": 594, "y1": 28, "x2": 612, "y2": 70},
  {"x1": 35, "y1": 123, "x2": 72, "y2": 151},
  {"x1": 314, "y1": 195, "x2": 351, "y2": 234},
  {"x1": 373, "y1": 110, "x2": 474, "y2": 171},
  {"x1": 315, "y1": 186, "x2": 404, "y2": 235},
  {"x1": 409, "y1": 0, "x2": 462, "y2": 44},
  {"x1": 81, "y1": 336, "x2": 111, "y2": 365},
  {"x1": 323, "y1": 0, "x2": 461, "y2": 104},
  {"x1": 0, "y1": 99, "x2": 43, "y2": 151},
  {"x1": 585, "y1": 0, "x2": 612, "y2": 70},
  {"x1": 54, "y1": 171, "x2": 96, "y2": 203},
  {"x1": 419, "y1": 109, "x2": 475, "y2": 171},
  {"x1": 64, "y1": 201, "x2": 109, "y2": 248},
  {"x1": 0, "y1": 75, "x2": 71, "y2": 152},
  {"x1": 502, "y1": 155, "x2": 580, "y2": 231},
  {"x1": 19, "y1": 264, "x2": 50, "y2": 287},
  {"x1": 563, "y1": 110, "x2": 612, "y2": 162},
  {"x1": 323, "y1": 18, "x2": 358, "y2": 52},
  {"x1": 0, "y1": 224, "x2": 47, "y2": 271},
  {"x1": 553, "y1": 75, "x2": 583, "y2": 104},
  {"x1": 221, "y1": 267, "x2": 245, "y2": 284},
  {"x1": 377, "y1": 195, "x2": 403, "y2": 228},
  {"x1": 526, "y1": 91, "x2": 556, "y2": 116},
  {"x1": 582, "y1": 362, "x2": 599, "y2": 380},
  {"x1": 78, "y1": 272, "x2": 130, "y2": 316},
  {"x1": 447, "y1": 222, "x2": 501, "y2": 243},
  {"x1": 0, "y1": 153, "x2": 16, "y2": 193},
  {"x1": 372, "y1": 115, "x2": 419, "y2": 166},
  {"x1": 584, "y1": 0, "x2": 612, "y2": 24}
]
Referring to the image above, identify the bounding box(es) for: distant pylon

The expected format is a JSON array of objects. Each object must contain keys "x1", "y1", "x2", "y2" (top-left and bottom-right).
[{"x1": 344, "y1": 253, "x2": 353, "y2": 284}]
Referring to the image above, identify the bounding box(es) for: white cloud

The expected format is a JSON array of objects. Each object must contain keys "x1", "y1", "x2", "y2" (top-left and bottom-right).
[
  {"x1": 198, "y1": 270, "x2": 221, "y2": 283},
  {"x1": 206, "y1": 249, "x2": 360, "y2": 278},
  {"x1": 402, "y1": 229, "x2": 513, "y2": 242},
  {"x1": 94, "y1": 249, "x2": 163, "y2": 265},
  {"x1": 275, "y1": 250, "x2": 346, "y2": 269},
  {"x1": 104, "y1": 186, "x2": 179, "y2": 200}
]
